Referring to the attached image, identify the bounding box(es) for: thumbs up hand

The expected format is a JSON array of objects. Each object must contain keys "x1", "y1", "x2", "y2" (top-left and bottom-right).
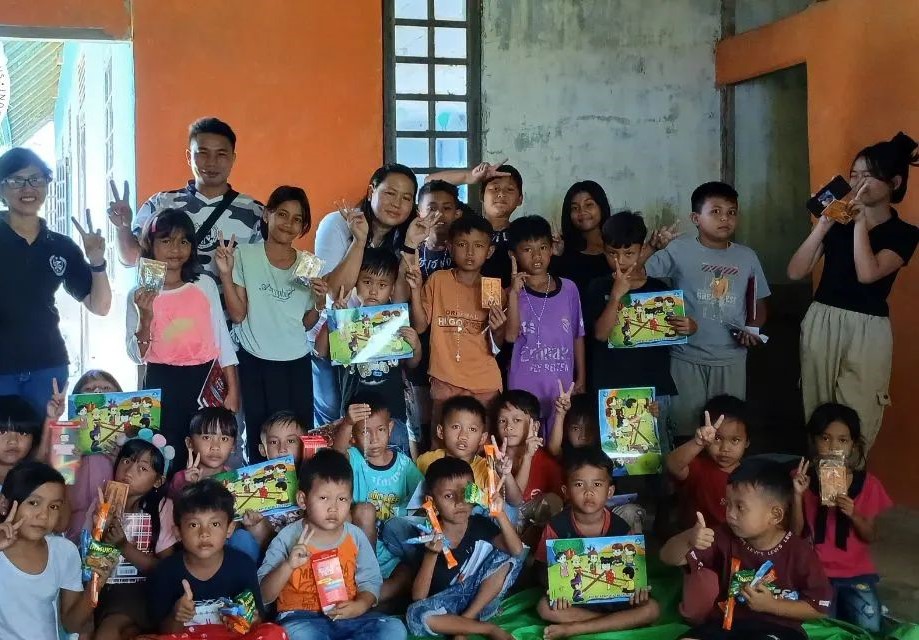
[
  {"x1": 174, "y1": 579, "x2": 197, "y2": 624},
  {"x1": 690, "y1": 512, "x2": 715, "y2": 551}
]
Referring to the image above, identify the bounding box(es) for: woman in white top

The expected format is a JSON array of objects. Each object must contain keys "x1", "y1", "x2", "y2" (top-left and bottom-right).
[
  {"x1": 218, "y1": 186, "x2": 325, "y2": 462},
  {"x1": 311, "y1": 164, "x2": 419, "y2": 425}
]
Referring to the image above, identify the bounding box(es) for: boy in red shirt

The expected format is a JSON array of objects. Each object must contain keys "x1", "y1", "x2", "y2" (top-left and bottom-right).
[
  {"x1": 661, "y1": 459, "x2": 832, "y2": 640},
  {"x1": 666, "y1": 395, "x2": 750, "y2": 528}
]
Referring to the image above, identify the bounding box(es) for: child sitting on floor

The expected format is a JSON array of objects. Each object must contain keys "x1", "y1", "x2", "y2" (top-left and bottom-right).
[
  {"x1": 546, "y1": 392, "x2": 601, "y2": 459},
  {"x1": 661, "y1": 459, "x2": 832, "y2": 640},
  {"x1": 536, "y1": 447, "x2": 659, "y2": 638},
  {"x1": 406, "y1": 457, "x2": 527, "y2": 640},
  {"x1": 258, "y1": 449, "x2": 408, "y2": 640},
  {"x1": 145, "y1": 479, "x2": 286, "y2": 639},
  {"x1": 791, "y1": 403, "x2": 892, "y2": 633},
  {"x1": 332, "y1": 391, "x2": 423, "y2": 605},
  {"x1": 666, "y1": 395, "x2": 751, "y2": 529},
  {"x1": 169, "y1": 407, "x2": 237, "y2": 498}
]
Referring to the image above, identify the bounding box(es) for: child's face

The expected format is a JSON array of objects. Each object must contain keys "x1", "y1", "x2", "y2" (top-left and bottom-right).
[
  {"x1": 419, "y1": 191, "x2": 459, "y2": 242},
  {"x1": 260, "y1": 420, "x2": 306, "y2": 464},
  {"x1": 482, "y1": 176, "x2": 522, "y2": 221},
  {"x1": 815, "y1": 420, "x2": 854, "y2": 459},
  {"x1": 298, "y1": 478, "x2": 352, "y2": 532},
  {"x1": 496, "y1": 403, "x2": 536, "y2": 448},
  {"x1": 562, "y1": 464, "x2": 613, "y2": 516},
  {"x1": 430, "y1": 473, "x2": 474, "y2": 526},
  {"x1": 115, "y1": 452, "x2": 164, "y2": 497},
  {"x1": 265, "y1": 199, "x2": 306, "y2": 245},
  {"x1": 448, "y1": 230, "x2": 493, "y2": 273},
  {"x1": 152, "y1": 229, "x2": 193, "y2": 273},
  {"x1": 604, "y1": 243, "x2": 643, "y2": 272},
  {"x1": 187, "y1": 432, "x2": 235, "y2": 470},
  {"x1": 569, "y1": 192, "x2": 602, "y2": 233},
  {"x1": 0, "y1": 431, "x2": 33, "y2": 468},
  {"x1": 355, "y1": 269, "x2": 395, "y2": 306},
  {"x1": 369, "y1": 173, "x2": 416, "y2": 229},
  {"x1": 512, "y1": 237, "x2": 552, "y2": 277},
  {"x1": 352, "y1": 411, "x2": 394, "y2": 460},
  {"x1": 79, "y1": 378, "x2": 119, "y2": 394},
  {"x1": 566, "y1": 419, "x2": 596, "y2": 448},
  {"x1": 437, "y1": 409, "x2": 487, "y2": 461},
  {"x1": 725, "y1": 483, "x2": 783, "y2": 540},
  {"x1": 10, "y1": 481, "x2": 65, "y2": 541},
  {"x1": 177, "y1": 509, "x2": 234, "y2": 561},
  {"x1": 691, "y1": 196, "x2": 738, "y2": 243},
  {"x1": 705, "y1": 418, "x2": 749, "y2": 471}
]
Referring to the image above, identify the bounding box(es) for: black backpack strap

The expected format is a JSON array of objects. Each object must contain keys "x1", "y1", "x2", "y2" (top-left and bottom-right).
[{"x1": 194, "y1": 189, "x2": 239, "y2": 246}]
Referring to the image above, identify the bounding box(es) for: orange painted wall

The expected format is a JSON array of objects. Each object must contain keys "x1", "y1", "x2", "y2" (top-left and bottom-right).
[
  {"x1": 1, "y1": 0, "x2": 384, "y2": 249},
  {"x1": 717, "y1": 0, "x2": 919, "y2": 506}
]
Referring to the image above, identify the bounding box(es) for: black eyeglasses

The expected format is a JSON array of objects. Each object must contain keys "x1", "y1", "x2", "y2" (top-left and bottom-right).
[{"x1": 2, "y1": 175, "x2": 49, "y2": 189}]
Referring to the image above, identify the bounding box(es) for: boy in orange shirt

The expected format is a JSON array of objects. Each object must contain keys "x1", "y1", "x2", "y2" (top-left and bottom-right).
[{"x1": 406, "y1": 214, "x2": 508, "y2": 436}]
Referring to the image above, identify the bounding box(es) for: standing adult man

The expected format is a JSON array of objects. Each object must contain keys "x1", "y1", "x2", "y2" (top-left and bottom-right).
[{"x1": 109, "y1": 117, "x2": 263, "y2": 284}]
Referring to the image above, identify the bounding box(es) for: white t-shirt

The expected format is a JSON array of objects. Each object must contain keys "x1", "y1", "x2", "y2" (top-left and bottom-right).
[
  {"x1": 314, "y1": 210, "x2": 353, "y2": 276},
  {"x1": 0, "y1": 535, "x2": 83, "y2": 640}
]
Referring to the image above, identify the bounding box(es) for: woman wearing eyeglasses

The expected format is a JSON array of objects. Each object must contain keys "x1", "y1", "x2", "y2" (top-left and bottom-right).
[{"x1": 0, "y1": 147, "x2": 112, "y2": 415}]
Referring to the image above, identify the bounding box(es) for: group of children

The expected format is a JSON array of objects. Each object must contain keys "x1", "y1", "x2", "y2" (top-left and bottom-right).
[{"x1": 0, "y1": 119, "x2": 912, "y2": 640}]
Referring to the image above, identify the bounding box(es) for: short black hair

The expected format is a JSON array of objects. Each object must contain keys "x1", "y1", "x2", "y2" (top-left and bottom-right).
[
  {"x1": 260, "y1": 410, "x2": 308, "y2": 437},
  {"x1": 298, "y1": 448, "x2": 352, "y2": 493},
  {"x1": 262, "y1": 185, "x2": 311, "y2": 240},
  {"x1": 188, "y1": 117, "x2": 237, "y2": 150},
  {"x1": 140, "y1": 209, "x2": 200, "y2": 283},
  {"x1": 728, "y1": 458, "x2": 793, "y2": 510},
  {"x1": 448, "y1": 212, "x2": 494, "y2": 241},
  {"x1": 173, "y1": 479, "x2": 235, "y2": 525},
  {"x1": 507, "y1": 215, "x2": 552, "y2": 250},
  {"x1": 495, "y1": 389, "x2": 541, "y2": 423},
  {"x1": 0, "y1": 461, "x2": 65, "y2": 508},
  {"x1": 691, "y1": 181, "x2": 738, "y2": 213},
  {"x1": 700, "y1": 395, "x2": 751, "y2": 438},
  {"x1": 855, "y1": 132, "x2": 919, "y2": 204},
  {"x1": 483, "y1": 164, "x2": 523, "y2": 193},
  {"x1": 0, "y1": 395, "x2": 42, "y2": 451},
  {"x1": 349, "y1": 389, "x2": 392, "y2": 419},
  {"x1": 418, "y1": 179, "x2": 459, "y2": 205},
  {"x1": 189, "y1": 407, "x2": 238, "y2": 439},
  {"x1": 425, "y1": 456, "x2": 474, "y2": 493},
  {"x1": 359, "y1": 246, "x2": 400, "y2": 282},
  {"x1": 441, "y1": 395, "x2": 488, "y2": 428},
  {"x1": 0, "y1": 147, "x2": 53, "y2": 183},
  {"x1": 562, "y1": 445, "x2": 614, "y2": 480},
  {"x1": 601, "y1": 210, "x2": 647, "y2": 248},
  {"x1": 73, "y1": 370, "x2": 122, "y2": 393}
]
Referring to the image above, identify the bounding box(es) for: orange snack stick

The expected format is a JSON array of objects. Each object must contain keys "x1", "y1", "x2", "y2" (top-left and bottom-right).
[{"x1": 421, "y1": 498, "x2": 457, "y2": 569}]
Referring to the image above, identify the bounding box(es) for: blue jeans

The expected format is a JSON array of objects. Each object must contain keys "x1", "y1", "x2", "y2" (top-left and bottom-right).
[
  {"x1": 0, "y1": 365, "x2": 70, "y2": 417},
  {"x1": 389, "y1": 420, "x2": 410, "y2": 458},
  {"x1": 227, "y1": 528, "x2": 261, "y2": 563},
  {"x1": 278, "y1": 609, "x2": 407, "y2": 640},
  {"x1": 312, "y1": 358, "x2": 341, "y2": 427},
  {"x1": 830, "y1": 575, "x2": 882, "y2": 633},
  {"x1": 406, "y1": 546, "x2": 526, "y2": 636}
]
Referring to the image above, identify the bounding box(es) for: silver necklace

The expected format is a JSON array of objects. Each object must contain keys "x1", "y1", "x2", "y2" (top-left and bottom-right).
[{"x1": 524, "y1": 276, "x2": 552, "y2": 350}]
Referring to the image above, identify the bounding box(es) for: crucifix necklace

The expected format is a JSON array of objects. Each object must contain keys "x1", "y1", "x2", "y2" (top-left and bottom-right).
[
  {"x1": 524, "y1": 275, "x2": 552, "y2": 350},
  {"x1": 452, "y1": 270, "x2": 465, "y2": 362}
]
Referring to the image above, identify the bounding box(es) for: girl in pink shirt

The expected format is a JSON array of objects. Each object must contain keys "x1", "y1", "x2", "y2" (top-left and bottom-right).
[
  {"x1": 791, "y1": 403, "x2": 892, "y2": 632},
  {"x1": 126, "y1": 209, "x2": 239, "y2": 470}
]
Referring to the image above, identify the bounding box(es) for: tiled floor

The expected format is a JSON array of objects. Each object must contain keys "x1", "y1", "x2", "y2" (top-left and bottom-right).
[{"x1": 874, "y1": 506, "x2": 919, "y2": 623}]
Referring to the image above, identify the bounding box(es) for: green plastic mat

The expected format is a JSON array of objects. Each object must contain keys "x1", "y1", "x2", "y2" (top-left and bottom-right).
[{"x1": 409, "y1": 561, "x2": 917, "y2": 639}]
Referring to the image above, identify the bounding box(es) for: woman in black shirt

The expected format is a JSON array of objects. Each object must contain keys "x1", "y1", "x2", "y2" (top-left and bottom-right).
[{"x1": 788, "y1": 132, "x2": 919, "y2": 449}]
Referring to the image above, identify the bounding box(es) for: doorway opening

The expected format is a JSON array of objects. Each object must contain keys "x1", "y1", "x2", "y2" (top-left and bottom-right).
[{"x1": 0, "y1": 37, "x2": 137, "y2": 391}]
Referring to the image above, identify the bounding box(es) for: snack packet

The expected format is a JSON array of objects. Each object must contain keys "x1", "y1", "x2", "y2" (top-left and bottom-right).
[
  {"x1": 311, "y1": 550, "x2": 349, "y2": 612},
  {"x1": 818, "y1": 450, "x2": 848, "y2": 506},
  {"x1": 481, "y1": 277, "x2": 502, "y2": 308},
  {"x1": 138, "y1": 258, "x2": 167, "y2": 291},
  {"x1": 293, "y1": 250, "x2": 324, "y2": 286},
  {"x1": 219, "y1": 590, "x2": 257, "y2": 633}
]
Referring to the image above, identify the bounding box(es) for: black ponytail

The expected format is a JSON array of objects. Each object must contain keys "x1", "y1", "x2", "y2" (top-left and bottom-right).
[{"x1": 854, "y1": 131, "x2": 919, "y2": 204}]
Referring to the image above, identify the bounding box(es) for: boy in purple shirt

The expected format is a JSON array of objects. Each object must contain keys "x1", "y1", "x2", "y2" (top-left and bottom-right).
[{"x1": 505, "y1": 216, "x2": 586, "y2": 436}]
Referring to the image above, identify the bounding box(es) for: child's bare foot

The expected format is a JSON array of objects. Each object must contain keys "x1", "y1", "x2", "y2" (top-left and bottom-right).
[{"x1": 543, "y1": 623, "x2": 574, "y2": 639}]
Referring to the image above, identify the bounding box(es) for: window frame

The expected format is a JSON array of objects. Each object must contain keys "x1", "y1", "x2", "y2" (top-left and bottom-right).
[{"x1": 383, "y1": 0, "x2": 481, "y2": 191}]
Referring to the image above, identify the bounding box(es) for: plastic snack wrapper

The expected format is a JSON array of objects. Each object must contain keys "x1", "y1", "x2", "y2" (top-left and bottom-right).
[
  {"x1": 818, "y1": 450, "x2": 848, "y2": 506},
  {"x1": 104, "y1": 480, "x2": 130, "y2": 519},
  {"x1": 722, "y1": 557, "x2": 742, "y2": 630},
  {"x1": 300, "y1": 434, "x2": 331, "y2": 461},
  {"x1": 422, "y1": 498, "x2": 458, "y2": 568},
  {"x1": 293, "y1": 250, "x2": 324, "y2": 286},
  {"x1": 481, "y1": 277, "x2": 502, "y2": 308},
  {"x1": 138, "y1": 257, "x2": 167, "y2": 291},
  {"x1": 219, "y1": 590, "x2": 257, "y2": 633},
  {"x1": 483, "y1": 443, "x2": 501, "y2": 516},
  {"x1": 80, "y1": 531, "x2": 121, "y2": 606}
]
